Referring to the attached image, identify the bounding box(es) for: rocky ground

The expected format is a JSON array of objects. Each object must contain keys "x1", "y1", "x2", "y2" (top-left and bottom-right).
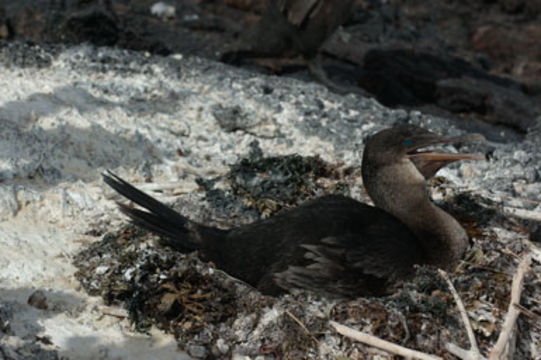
[
  {"x1": 1, "y1": 0, "x2": 540, "y2": 142},
  {"x1": 0, "y1": 41, "x2": 539, "y2": 359},
  {"x1": 0, "y1": 1, "x2": 540, "y2": 359}
]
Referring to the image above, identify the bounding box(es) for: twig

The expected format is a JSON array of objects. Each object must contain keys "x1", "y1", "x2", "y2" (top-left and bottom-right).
[
  {"x1": 446, "y1": 343, "x2": 478, "y2": 360},
  {"x1": 488, "y1": 254, "x2": 532, "y2": 360},
  {"x1": 137, "y1": 182, "x2": 200, "y2": 195},
  {"x1": 100, "y1": 306, "x2": 129, "y2": 319},
  {"x1": 285, "y1": 310, "x2": 320, "y2": 346},
  {"x1": 513, "y1": 303, "x2": 541, "y2": 322},
  {"x1": 102, "y1": 311, "x2": 128, "y2": 319},
  {"x1": 500, "y1": 248, "x2": 521, "y2": 260},
  {"x1": 397, "y1": 311, "x2": 410, "y2": 345},
  {"x1": 329, "y1": 321, "x2": 443, "y2": 360},
  {"x1": 460, "y1": 261, "x2": 513, "y2": 276},
  {"x1": 503, "y1": 207, "x2": 541, "y2": 222},
  {"x1": 329, "y1": 255, "x2": 532, "y2": 359},
  {"x1": 438, "y1": 269, "x2": 484, "y2": 360}
]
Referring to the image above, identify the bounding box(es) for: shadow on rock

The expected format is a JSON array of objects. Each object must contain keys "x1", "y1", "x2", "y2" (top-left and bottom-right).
[{"x1": 0, "y1": 84, "x2": 187, "y2": 186}]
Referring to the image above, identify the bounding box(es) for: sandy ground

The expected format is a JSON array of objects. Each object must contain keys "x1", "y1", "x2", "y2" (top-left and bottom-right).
[{"x1": 0, "y1": 43, "x2": 363, "y2": 359}]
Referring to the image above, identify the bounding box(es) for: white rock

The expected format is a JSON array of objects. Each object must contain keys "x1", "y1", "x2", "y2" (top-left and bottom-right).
[{"x1": 150, "y1": 2, "x2": 176, "y2": 19}]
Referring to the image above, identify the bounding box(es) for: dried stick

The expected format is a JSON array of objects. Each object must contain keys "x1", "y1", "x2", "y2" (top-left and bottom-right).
[
  {"x1": 329, "y1": 321, "x2": 443, "y2": 360},
  {"x1": 330, "y1": 255, "x2": 531, "y2": 360},
  {"x1": 514, "y1": 303, "x2": 541, "y2": 322},
  {"x1": 285, "y1": 310, "x2": 320, "y2": 346},
  {"x1": 503, "y1": 207, "x2": 541, "y2": 222},
  {"x1": 488, "y1": 254, "x2": 532, "y2": 360},
  {"x1": 446, "y1": 343, "x2": 478, "y2": 360},
  {"x1": 438, "y1": 269, "x2": 483, "y2": 360}
]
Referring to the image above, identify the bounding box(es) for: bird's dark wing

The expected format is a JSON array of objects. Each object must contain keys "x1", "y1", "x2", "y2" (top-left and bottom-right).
[{"x1": 273, "y1": 230, "x2": 423, "y2": 297}]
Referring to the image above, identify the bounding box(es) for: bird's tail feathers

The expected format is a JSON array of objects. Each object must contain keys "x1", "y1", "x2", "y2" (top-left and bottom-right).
[{"x1": 103, "y1": 170, "x2": 203, "y2": 252}]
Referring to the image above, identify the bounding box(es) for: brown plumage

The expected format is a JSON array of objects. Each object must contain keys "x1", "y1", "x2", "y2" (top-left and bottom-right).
[
  {"x1": 249, "y1": 0, "x2": 356, "y2": 59},
  {"x1": 222, "y1": 0, "x2": 358, "y2": 93},
  {"x1": 103, "y1": 125, "x2": 484, "y2": 297}
]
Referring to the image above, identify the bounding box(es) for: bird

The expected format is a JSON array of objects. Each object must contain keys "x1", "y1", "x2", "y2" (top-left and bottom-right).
[
  {"x1": 222, "y1": 0, "x2": 359, "y2": 94},
  {"x1": 249, "y1": 0, "x2": 355, "y2": 60},
  {"x1": 103, "y1": 125, "x2": 484, "y2": 297}
]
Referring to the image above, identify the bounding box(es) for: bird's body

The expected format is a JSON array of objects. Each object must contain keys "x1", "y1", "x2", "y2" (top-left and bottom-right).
[
  {"x1": 104, "y1": 125, "x2": 484, "y2": 297},
  {"x1": 251, "y1": 0, "x2": 356, "y2": 59},
  {"x1": 196, "y1": 195, "x2": 420, "y2": 296}
]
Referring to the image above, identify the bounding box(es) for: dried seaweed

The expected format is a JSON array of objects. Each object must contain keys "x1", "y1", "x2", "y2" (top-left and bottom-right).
[
  {"x1": 73, "y1": 158, "x2": 540, "y2": 358},
  {"x1": 228, "y1": 154, "x2": 349, "y2": 216}
]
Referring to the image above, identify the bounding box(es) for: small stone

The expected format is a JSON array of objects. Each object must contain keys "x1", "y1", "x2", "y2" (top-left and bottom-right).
[
  {"x1": 182, "y1": 321, "x2": 193, "y2": 330},
  {"x1": 27, "y1": 290, "x2": 48, "y2": 310},
  {"x1": 211, "y1": 104, "x2": 255, "y2": 133},
  {"x1": 215, "y1": 338, "x2": 229, "y2": 354},
  {"x1": 95, "y1": 265, "x2": 110, "y2": 275},
  {"x1": 150, "y1": 2, "x2": 176, "y2": 19},
  {"x1": 0, "y1": 24, "x2": 9, "y2": 40},
  {"x1": 187, "y1": 345, "x2": 207, "y2": 358},
  {"x1": 513, "y1": 150, "x2": 531, "y2": 163},
  {"x1": 460, "y1": 163, "x2": 478, "y2": 179}
]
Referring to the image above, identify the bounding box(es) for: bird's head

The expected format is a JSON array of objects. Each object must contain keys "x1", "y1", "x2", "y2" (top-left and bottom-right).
[
  {"x1": 361, "y1": 124, "x2": 485, "y2": 210},
  {"x1": 362, "y1": 124, "x2": 485, "y2": 180}
]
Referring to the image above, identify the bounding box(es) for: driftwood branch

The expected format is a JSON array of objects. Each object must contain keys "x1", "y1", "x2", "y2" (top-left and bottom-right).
[
  {"x1": 488, "y1": 254, "x2": 532, "y2": 360},
  {"x1": 446, "y1": 343, "x2": 479, "y2": 360},
  {"x1": 503, "y1": 207, "x2": 541, "y2": 222},
  {"x1": 438, "y1": 269, "x2": 484, "y2": 360},
  {"x1": 329, "y1": 321, "x2": 443, "y2": 360}
]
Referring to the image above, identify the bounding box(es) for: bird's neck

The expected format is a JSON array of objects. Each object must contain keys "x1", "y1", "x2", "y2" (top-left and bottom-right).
[
  {"x1": 368, "y1": 175, "x2": 468, "y2": 269},
  {"x1": 396, "y1": 200, "x2": 468, "y2": 268}
]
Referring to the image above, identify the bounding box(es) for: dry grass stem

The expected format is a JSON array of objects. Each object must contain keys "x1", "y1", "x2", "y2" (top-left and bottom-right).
[
  {"x1": 488, "y1": 254, "x2": 532, "y2": 360},
  {"x1": 503, "y1": 207, "x2": 541, "y2": 222},
  {"x1": 329, "y1": 321, "x2": 443, "y2": 360},
  {"x1": 445, "y1": 343, "x2": 480, "y2": 360},
  {"x1": 285, "y1": 310, "x2": 321, "y2": 346},
  {"x1": 439, "y1": 269, "x2": 483, "y2": 360}
]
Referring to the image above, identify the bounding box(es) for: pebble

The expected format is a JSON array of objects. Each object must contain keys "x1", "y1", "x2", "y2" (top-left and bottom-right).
[
  {"x1": 27, "y1": 290, "x2": 48, "y2": 310},
  {"x1": 187, "y1": 344, "x2": 207, "y2": 358},
  {"x1": 150, "y1": 2, "x2": 176, "y2": 19}
]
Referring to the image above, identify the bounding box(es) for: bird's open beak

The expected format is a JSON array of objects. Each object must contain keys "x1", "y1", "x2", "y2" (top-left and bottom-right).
[{"x1": 406, "y1": 134, "x2": 486, "y2": 179}]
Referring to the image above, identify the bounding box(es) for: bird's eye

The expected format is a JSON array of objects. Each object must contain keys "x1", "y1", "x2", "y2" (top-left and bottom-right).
[{"x1": 404, "y1": 139, "x2": 413, "y2": 147}]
